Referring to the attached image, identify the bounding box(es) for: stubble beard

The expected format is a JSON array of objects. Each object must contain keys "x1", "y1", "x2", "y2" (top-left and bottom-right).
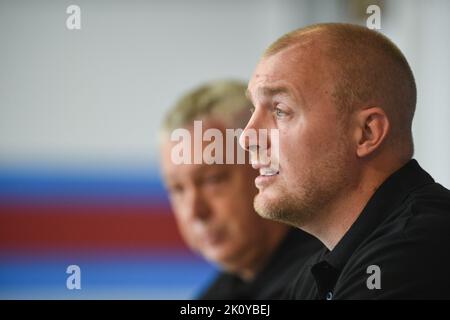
[{"x1": 254, "y1": 143, "x2": 353, "y2": 230}]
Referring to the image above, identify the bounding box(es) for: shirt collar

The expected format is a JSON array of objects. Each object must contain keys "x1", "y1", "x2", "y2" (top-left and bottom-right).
[{"x1": 311, "y1": 159, "x2": 435, "y2": 296}]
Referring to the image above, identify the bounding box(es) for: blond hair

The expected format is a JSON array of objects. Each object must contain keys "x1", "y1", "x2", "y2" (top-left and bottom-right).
[{"x1": 162, "y1": 80, "x2": 252, "y2": 133}]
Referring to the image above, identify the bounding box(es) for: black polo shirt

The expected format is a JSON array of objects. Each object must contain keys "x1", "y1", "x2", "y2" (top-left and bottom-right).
[
  {"x1": 288, "y1": 159, "x2": 450, "y2": 299},
  {"x1": 198, "y1": 228, "x2": 322, "y2": 299}
]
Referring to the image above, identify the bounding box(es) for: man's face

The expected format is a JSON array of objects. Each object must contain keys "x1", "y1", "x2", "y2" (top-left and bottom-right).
[
  {"x1": 160, "y1": 123, "x2": 272, "y2": 270},
  {"x1": 241, "y1": 44, "x2": 356, "y2": 227}
]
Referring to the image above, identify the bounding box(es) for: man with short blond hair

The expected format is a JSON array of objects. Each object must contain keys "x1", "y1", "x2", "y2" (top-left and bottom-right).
[{"x1": 240, "y1": 23, "x2": 450, "y2": 299}]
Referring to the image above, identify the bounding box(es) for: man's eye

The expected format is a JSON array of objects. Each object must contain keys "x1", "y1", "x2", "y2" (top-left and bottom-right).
[
  {"x1": 274, "y1": 107, "x2": 287, "y2": 118},
  {"x1": 204, "y1": 172, "x2": 228, "y2": 185},
  {"x1": 205, "y1": 175, "x2": 222, "y2": 184},
  {"x1": 168, "y1": 185, "x2": 183, "y2": 195}
]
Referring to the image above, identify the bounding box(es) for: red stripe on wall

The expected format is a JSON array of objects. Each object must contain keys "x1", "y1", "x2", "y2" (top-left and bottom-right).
[{"x1": 0, "y1": 204, "x2": 188, "y2": 251}]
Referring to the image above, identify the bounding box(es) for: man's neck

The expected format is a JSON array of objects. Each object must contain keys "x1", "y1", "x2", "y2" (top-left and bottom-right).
[{"x1": 304, "y1": 160, "x2": 406, "y2": 251}]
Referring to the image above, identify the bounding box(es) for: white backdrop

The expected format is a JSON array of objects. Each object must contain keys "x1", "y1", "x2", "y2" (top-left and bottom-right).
[{"x1": 1, "y1": 0, "x2": 449, "y2": 187}]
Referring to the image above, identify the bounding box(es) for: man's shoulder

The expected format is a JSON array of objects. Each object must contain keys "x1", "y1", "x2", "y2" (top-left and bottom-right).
[
  {"x1": 406, "y1": 182, "x2": 450, "y2": 219},
  {"x1": 370, "y1": 181, "x2": 450, "y2": 239},
  {"x1": 334, "y1": 182, "x2": 450, "y2": 299},
  {"x1": 392, "y1": 181, "x2": 450, "y2": 239},
  {"x1": 335, "y1": 233, "x2": 450, "y2": 299}
]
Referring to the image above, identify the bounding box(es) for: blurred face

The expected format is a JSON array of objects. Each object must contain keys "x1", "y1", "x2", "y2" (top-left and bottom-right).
[
  {"x1": 160, "y1": 123, "x2": 277, "y2": 271},
  {"x1": 241, "y1": 43, "x2": 356, "y2": 228}
]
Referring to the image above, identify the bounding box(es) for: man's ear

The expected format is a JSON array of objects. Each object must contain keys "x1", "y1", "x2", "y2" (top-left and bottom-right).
[{"x1": 355, "y1": 107, "x2": 390, "y2": 158}]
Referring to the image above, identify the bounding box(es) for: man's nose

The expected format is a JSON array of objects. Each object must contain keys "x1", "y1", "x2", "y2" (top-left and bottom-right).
[
  {"x1": 239, "y1": 109, "x2": 271, "y2": 153},
  {"x1": 185, "y1": 188, "x2": 211, "y2": 221}
]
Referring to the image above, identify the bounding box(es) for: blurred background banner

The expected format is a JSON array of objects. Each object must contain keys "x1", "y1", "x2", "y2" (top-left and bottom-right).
[{"x1": 1, "y1": 0, "x2": 449, "y2": 299}]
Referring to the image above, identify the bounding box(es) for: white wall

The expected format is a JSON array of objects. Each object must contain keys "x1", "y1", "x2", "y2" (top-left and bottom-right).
[{"x1": 0, "y1": 0, "x2": 449, "y2": 187}]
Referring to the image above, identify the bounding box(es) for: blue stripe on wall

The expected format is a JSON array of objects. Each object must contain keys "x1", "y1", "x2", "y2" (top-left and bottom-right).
[
  {"x1": 0, "y1": 252, "x2": 218, "y2": 299},
  {"x1": 0, "y1": 166, "x2": 170, "y2": 204}
]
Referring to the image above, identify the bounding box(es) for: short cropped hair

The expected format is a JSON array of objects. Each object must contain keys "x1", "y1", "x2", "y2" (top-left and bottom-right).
[{"x1": 264, "y1": 23, "x2": 416, "y2": 156}]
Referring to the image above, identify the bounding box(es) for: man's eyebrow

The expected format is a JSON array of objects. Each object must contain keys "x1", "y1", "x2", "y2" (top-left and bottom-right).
[
  {"x1": 259, "y1": 86, "x2": 291, "y2": 97},
  {"x1": 248, "y1": 85, "x2": 292, "y2": 102}
]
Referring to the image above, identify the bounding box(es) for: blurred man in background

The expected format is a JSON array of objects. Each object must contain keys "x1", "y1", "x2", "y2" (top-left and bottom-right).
[
  {"x1": 240, "y1": 23, "x2": 450, "y2": 299},
  {"x1": 160, "y1": 80, "x2": 322, "y2": 299}
]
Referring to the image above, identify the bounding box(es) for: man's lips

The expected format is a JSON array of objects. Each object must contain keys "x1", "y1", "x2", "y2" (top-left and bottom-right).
[
  {"x1": 201, "y1": 229, "x2": 225, "y2": 246},
  {"x1": 255, "y1": 166, "x2": 280, "y2": 188},
  {"x1": 259, "y1": 167, "x2": 279, "y2": 176}
]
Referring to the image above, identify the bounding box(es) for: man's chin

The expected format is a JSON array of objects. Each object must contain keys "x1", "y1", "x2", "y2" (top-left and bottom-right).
[
  {"x1": 254, "y1": 191, "x2": 305, "y2": 228},
  {"x1": 254, "y1": 192, "x2": 283, "y2": 220},
  {"x1": 202, "y1": 243, "x2": 231, "y2": 261}
]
